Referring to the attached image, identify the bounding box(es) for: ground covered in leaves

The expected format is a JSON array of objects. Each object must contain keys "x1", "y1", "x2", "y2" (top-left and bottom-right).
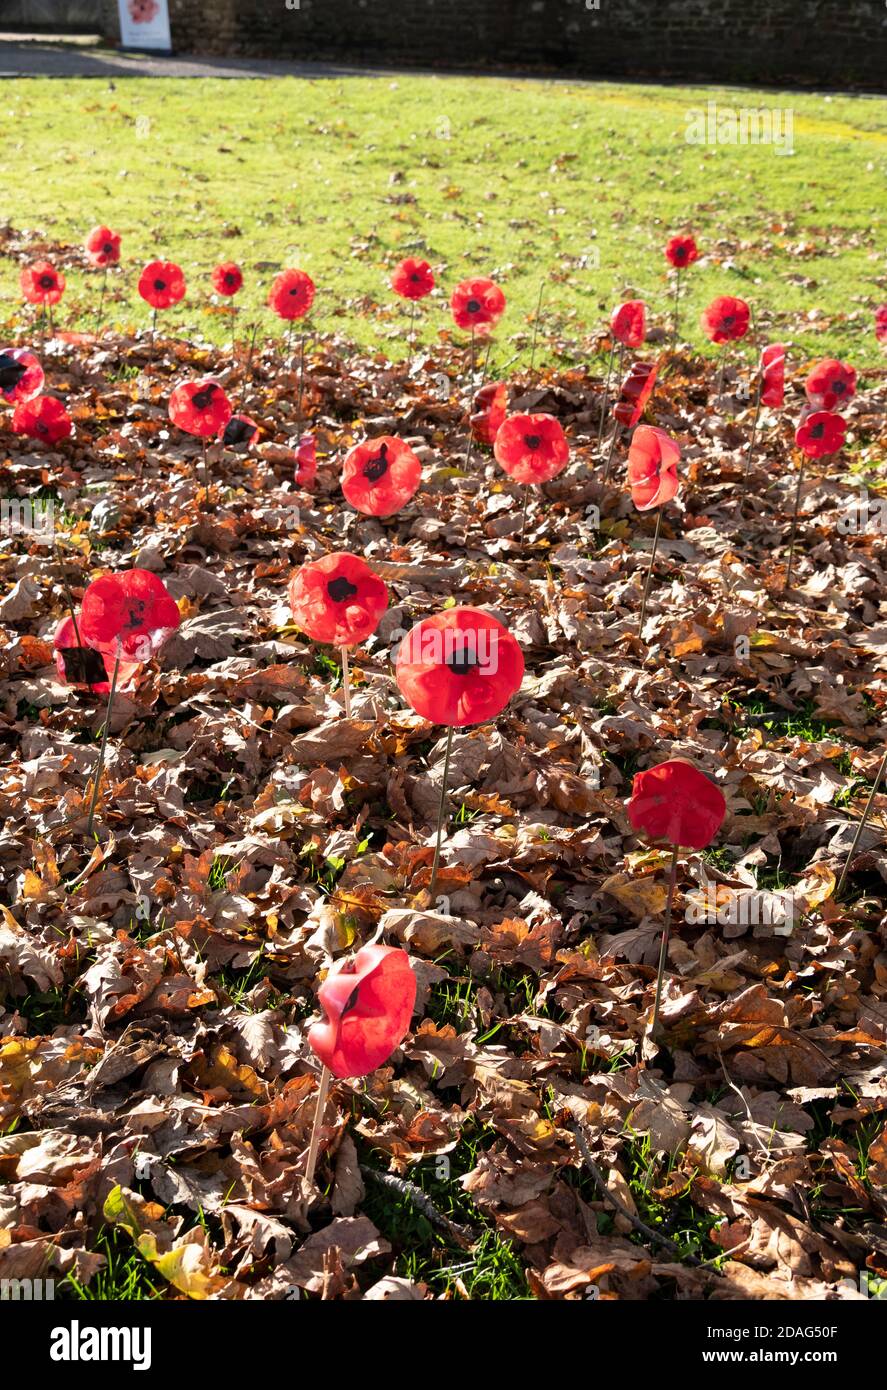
[{"x1": 1, "y1": 315, "x2": 886, "y2": 1302}]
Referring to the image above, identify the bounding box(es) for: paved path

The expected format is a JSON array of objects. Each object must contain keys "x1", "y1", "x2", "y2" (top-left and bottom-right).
[{"x1": 0, "y1": 34, "x2": 372, "y2": 78}]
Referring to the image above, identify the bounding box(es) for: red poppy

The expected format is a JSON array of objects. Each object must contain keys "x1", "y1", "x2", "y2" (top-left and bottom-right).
[
  {"x1": 470, "y1": 382, "x2": 508, "y2": 446},
  {"x1": 627, "y1": 426, "x2": 681, "y2": 511},
  {"x1": 268, "y1": 268, "x2": 315, "y2": 321},
  {"x1": 308, "y1": 943, "x2": 416, "y2": 1079},
  {"x1": 0, "y1": 348, "x2": 44, "y2": 404},
  {"x1": 760, "y1": 344, "x2": 785, "y2": 409},
  {"x1": 169, "y1": 379, "x2": 232, "y2": 439},
  {"x1": 627, "y1": 758, "x2": 726, "y2": 850},
  {"x1": 220, "y1": 413, "x2": 259, "y2": 449},
  {"x1": 391, "y1": 257, "x2": 435, "y2": 300},
  {"x1": 396, "y1": 607, "x2": 524, "y2": 729},
  {"x1": 450, "y1": 277, "x2": 506, "y2": 334},
  {"x1": 85, "y1": 226, "x2": 121, "y2": 268},
  {"x1": 804, "y1": 358, "x2": 856, "y2": 412},
  {"x1": 795, "y1": 410, "x2": 846, "y2": 459},
  {"x1": 289, "y1": 551, "x2": 388, "y2": 648},
  {"x1": 295, "y1": 433, "x2": 317, "y2": 488},
  {"x1": 700, "y1": 296, "x2": 750, "y2": 344},
  {"x1": 11, "y1": 395, "x2": 72, "y2": 445},
  {"x1": 610, "y1": 300, "x2": 647, "y2": 350},
  {"x1": 665, "y1": 235, "x2": 699, "y2": 269},
  {"x1": 493, "y1": 413, "x2": 569, "y2": 484},
  {"x1": 613, "y1": 360, "x2": 659, "y2": 428},
  {"x1": 211, "y1": 262, "x2": 243, "y2": 296},
  {"x1": 875, "y1": 305, "x2": 887, "y2": 344},
  {"x1": 53, "y1": 616, "x2": 141, "y2": 694},
  {"x1": 79, "y1": 569, "x2": 181, "y2": 661},
  {"x1": 138, "y1": 260, "x2": 186, "y2": 310},
  {"x1": 341, "y1": 435, "x2": 422, "y2": 517},
  {"x1": 20, "y1": 261, "x2": 65, "y2": 307}
]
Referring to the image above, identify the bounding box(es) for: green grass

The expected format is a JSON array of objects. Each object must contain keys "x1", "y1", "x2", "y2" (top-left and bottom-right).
[{"x1": 2, "y1": 77, "x2": 885, "y2": 367}]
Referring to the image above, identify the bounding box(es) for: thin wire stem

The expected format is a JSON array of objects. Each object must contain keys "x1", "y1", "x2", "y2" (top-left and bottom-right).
[
  {"x1": 650, "y1": 843, "x2": 680, "y2": 1038},
  {"x1": 519, "y1": 483, "x2": 530, "y2": 544},
  {"x1": 428, "y1": 725, "x2": 454, "y2": 902},
  {"x1": 304, "y1": 1064, "x2": 332, "y2": 1189},
  {"x1": 596, "y1": 343, "x2": 615, "y2": 452},
  {"x1": 341, "y1": 646, "x2": 351, "y2": 717},
  {"x1": 85, "y1": 644, "x2": 121, "y2": 839},
  {"x1": 638, "y1": 506, "x2": 664, "y2": 636},
  {"x1": 835, "y1": 748, "x2": 887, "y2": 899},
  {"x1": 716, "y1": 343, "x2": 727, "y2": 398},
  {"x1": 672, "y1": 268, "x2": 681, "y2": 345},
  {"x1": 529, "y1": 279, "x2": 545, "y2": 373},
  {"x1": 785, "y1": 458, "x2": 806, "y2": 589}
]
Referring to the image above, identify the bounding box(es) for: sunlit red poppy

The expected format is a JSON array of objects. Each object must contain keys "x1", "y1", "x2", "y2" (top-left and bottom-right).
[
  {"x1": 308, "y1": 943, "x2": 417, "y2": 1079},
  {"x1": 268, "y1": 268, "x2": 315, "y2": 321},
  {"x1": 85, "y1": 226, "x2": 121, "y2": 268},
  {"x1": 288, "y1": 551, "x2": 388, "y2": 648},
  {"x1": 294, "y1": 433, "x2": 317, "y2": 488},
  {"x1": 0, "y1": 348, "x2": 44, "y2": 404},
  {"x1": 628, "y1": 758, "x2": 726, "y2": 850},
  {"x1": 700, "y1": 296, "x2": 750, "y2": 344},
  {"x1": 220, "y1": 413, "x2": 259, "y2": 449},
  {"x1": 169, "y1": 379, "x2": 232, "y2": 439},
  {"x1": 450, "y1": 277, "x2": 506, "y2": 333},
  {"x1": 795, "y1": 410, "x2": 846, "y2": 459},
  {"x1": 760, "y1": 344, "x2": 785, "y2": 409},
  {"x1": 391, "y1": 257, "x2": 434, "y2": 300},
  {"x1": 138, "y1": 260, "x2": 186, "y2": 310},
  {"x1": 613, "y1": 360, "x2": 658, "y2": 428},
  {"x1": 875, "y1": 305, "x2": 887, "y2": 344},
  {"x1": 20, "y1": 261, "x2": 65, "y2": 307},
  {"x1": 79, "y1": 569, "x2": 181, "y2": 660},
  {"x1": 470, "y1": 382, "x2": 508, "y2": 446},
  {"x1": 212, "y1": 262, "x2": 243, "y2": 296},
  {"x1": 611, "y1": 300, "x2": 647, "y2": 350},
  {"x1": 493, "y1": 413, "x2": 569, "y2": 484},
  {"x1": 396, "y1": 607, "x2": 524, "y2": 728},
  {"x1": 804, "y1": 358, "x2": 856, "y2": 412},
  {"x1": 665, "y1": 235, "x2": 699, "y2": 269},
  {"x1": 341, "y1": 435, "x2": 422, "y2": 517},
  {"x1": 627, "y1": 426, "x2": 681, "y2": 511},
  {"x1": 11, "y1": 394, "x2": 72, "y2": 445},
  {"x1": 53, "y1": 616, "x2": 141, "y2": 694}
]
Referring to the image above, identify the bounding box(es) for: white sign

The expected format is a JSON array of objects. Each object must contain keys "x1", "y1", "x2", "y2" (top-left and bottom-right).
[{"x1": 117, "y1": 0, "x2": 172, "y2": 52}]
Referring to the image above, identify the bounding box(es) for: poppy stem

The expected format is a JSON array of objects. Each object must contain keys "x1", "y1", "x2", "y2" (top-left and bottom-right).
[
  {"x1": 409, "y1": 298, "x2": 418, "y2": 364},
  {"x1": 518, "y1": 484, "x2": 530, "y2": 544},
  {"x1": 341, "y1": 646, "x2": 351, "y2": 717},
  {"x1": 835, "y1": 749, "x2": 887, "y2": 899},
  {"x1": 596, "y1": 343, "x2": 615, "y2": 452},
  {"x1": 743, "y1": 371, "x2": 764, "y2": 496},
  {"x1": 49, "y1": 302, "x2": 54, "y2": 337},
  {"x1": 201, "y1": 438, "x2": 210, "y2": 493},
  {"x1": 785, "y1": 458, "x2": 806, "y2": 590},
  {"x1": 85, "y1": 642, "x2": 121, "y2": 840},
  {"x1": 602, "y1": 420, "x2": 621, "y2": 485},
  {"x1": 468, "y1": 328, "x2": 475, "y2": 385},
  {"x1": 638, "y1": 505, "x2": 664, "y2": 637},
  {"x1": 97, "y1": 266, "x2": 108, "y2": 333},
  {"x1": 241, "y1": 321, "x2": 259, "y2": 407},
  {"x1": 150, "y1": 307, "x2": 157, "y2": 360},
  {"x1": 304, "y1": 1063, "x2": 332, "y2": 1190},
  {"x1": 296, "y1": 334, "x2": 306, "y2": 441},
  {"x1": 716, "y1": 343, "x2": 727, "y2": 398},
  {"x1": 672, "y1": 268, "x2": 681, "y2": 345},
  {"x1": 529, "y1": 279, "x2": 545, "y2": 374},
  {"x1": 428, "y1": 724, "x2": 454, "y2": 903},
  {"x1": 650, "y1": 843, "x2": 680, "y2": 1039}
]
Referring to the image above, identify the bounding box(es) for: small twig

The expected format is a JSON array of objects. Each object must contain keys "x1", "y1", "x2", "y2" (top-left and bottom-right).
[{"x1": 360, "y1": 1166, "x2": 476, "y2": 1249}]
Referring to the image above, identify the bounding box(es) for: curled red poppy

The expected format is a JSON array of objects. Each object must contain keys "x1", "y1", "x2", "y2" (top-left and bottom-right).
[
  {"x1": 220, "y1": 413, "x2": 259, "y2": 449},
  {"x1": 294, "y1": 433, "x2": 317, "y2": 488},
  {"x1": 665, "y1": 235, "x2": 699, "y2": 269},
  {"x1": 341, "y1": 435, "x2": 422, "y2": 517},
  {"x1": 79, "y1": 568, "x2": 181, "y2": 661},
  {"x1": 288, "y1": 551, "x2": 388, "y2": 647},
  {"x1": 396, "y1": 607, "x2": 524, "y2": 729},
  {"x1": 20, "y1": 261, "x2": 65, "y2": 307},
  {"x1": 875, "y1": 305, "x2": 887, "y2": 345},
  {"x1": 85, "y1": 226, "x2": 121, "y2": 268},
  {"x1": 0, "y1": 348, "x2": 44, "y2": 404},
  {"x1": 493, "y1": 413, "x2": 569, "y2": 484},
  {"x1": 169, "y1": 379, "x2": 232, "y2": 439},
  {"x1": 53, "y1": 616, "x2": 141, "y2": 694},
  {"x1": 613, "y1": 360, "x2": 659, "y2": 428},
  {"x1": 450, "y1": 277, "x2": 506, "y2": 333},
  {"x1": 11, "y1": 394, "x2": 72, "y2": 445},
  {"x1": 211, "y1": 262, "x2": 243, "y2": 296},
  {"x1": 470, "y1": 382, "x2": 508, "y2": 446},
  {"x1": 138, "y1": 260, "x2": 185, "y2": 310},
  {"x1": 610, "y1": 300, "x2": 647, "y2": 350},
  {"x1": 391, "y1": 257, "x2": 434, "y2": 300},
  {"x1": 628, "y1": 758, "x2": 726, "y2": 850},
  {"x1": 308, "y1": 943, "x2": 416, "y2": 1079},
  {"x1": 795, "y1": 410, "x2": 846, "y2": 459},
  {"x1": 268, "y1": 268, "x2": 315, "y2": 321},
  {"x1": 627, "y1": 425, "x2": 681, "y2": 511},
  {"x1": 804, "y1": 358, "x2": 856, "y2": 412},
  {"x1": 760, "y1": 344, "x2": 785, "y2": 409},
  {"x1": 700, "y1": 296, "x2": 750, "y2": 344}
]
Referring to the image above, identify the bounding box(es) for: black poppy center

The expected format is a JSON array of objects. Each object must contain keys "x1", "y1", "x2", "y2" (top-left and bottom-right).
[
  {"x1": 410, "y1": 272, "x2": 421, "y2": 282},
  {"x1": 225, "y1": 272, "x2": 238, "y2": 286},
  {"x1": 675, "y1": 248, "x2": 687, "y2": 262},
  {"x1": 327, "y1": 576, "x2": 358, "y2": 603},
  {"x1": 39, "y1": 275, "x2": 55, "y2": 290},
  {"x1": 0, "y1": 355, "x2": 27, "y2": 390},
  {"x1": 524, "y1": 434, "x2": 541, "y2": 450},
  {"x1": 466, "y1": 298, "x2": 481, "y2": 314},
  {"x1": 192, "y1": 385, "x2": 217, "y2": 410},
  {"x1": 363, "y1": 442, "x2": 389, "y2": 483},
  {"x1": 103, "y1": 242, "x2": 113, "y2": 255},
  {"x1": 223, "y1": 417, "x2": 254, "y2": 446},
  {"x1": 811, "y1": 423, "x2": 825, "y2": 439},
  {"x1": 832, "y1": 380, "x2": 845, "y2": 394},
  {"x1": 153, "y1": 278, "x2": 166, "y2": 291},
  {"x1": 722, "y1": 315, "x2": 734, "y2": 327},
  {"x1": 125, "y1": 598, "x2": 147, "y2": 629},
  {"x1": 447, "y1": 645, "x2": 478, "y2": 676}
]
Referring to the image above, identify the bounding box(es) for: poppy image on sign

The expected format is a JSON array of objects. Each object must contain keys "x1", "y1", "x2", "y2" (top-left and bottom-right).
[
  {"x1": 268, "y1": 269, "x2": 315, "y2": 321},
  {"x1": 493, "y1": 413, "x2": 569, "y2": 484},
  {"x1": 341, "y1": 435, "x2": 422, "y2": 517},
  {"x1": 665, "y1": 235, "x2": 699, "y2": 268},
  {"x1": 795, "y1": 410, "x2": 846, "y2": 459},
  {"x1": 288, "y1": 552, "x2": 388, "y2": 648},
  {"x1": 85, "y1": 227, "x2": 121, "y2": 268},
  {"x1": 138, "y1": 261, "x2": 186, "y2": 310},
  {"x1": 391, "y1": 258, "x2": 435, "y2": 300},
  {"x1": 450, "y1": 277, "x2": 506, "y2": 333},
  {"x1": 20, "y1": 262, "x2": 65, "y2": 307},
  {"x1": 169, "y1": 379, "x2": 232, "y2": 439},
  {"x1": 396, "y1": 607, "x2": 524, "y2": 729},
  {"x1": 212, "y1": 263, "x2": 243, "y2": 297},
  {"x1": 700, "y1": 296, "x2": 750, "y2": 344}
]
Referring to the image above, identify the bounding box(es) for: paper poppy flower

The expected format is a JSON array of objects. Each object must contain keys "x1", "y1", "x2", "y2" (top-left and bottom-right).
[
  {"x1": 138, "y1": 260, "x2": 186, "y2": 310},
  {"x1": 875, "y1": 305, "x2": 887, "y2": 345},
  {"x1": 211, "y1": 262, "x2": 243, "y2": 297},
  {"x1": 220, "y1": 413, "x2": 259, "y2": 449},
  {"x1": 294, "y1": 433, "x2": 317, "y2": 488},
  {"x1": 169, "y1": 379, "x2": 232, "y2": 439},
  {"x1": 85, "y1": 226, "x2": 121, "y2": 268},
  {"x1": 308, "y1": 943, "x2": 416, "y2": 1079},
  {"x1": 11, "y1": 395, "x2": 72, "y2": 445},
  {"x1": 396, "y1": 607, "x2": 524, "y2": 729},
  {"x1": 795, "y1": 410, "x2": 846, "y2": 459},
  {"x1": 0, "y1": 348, "x2": 44, "y2": 404},
  {"x1": 628, "y1": 758, "x2": 726, "y2": 850},
  {"x1": 268, "y1": 268, "x2": 315, "y2": 322},
  {"x1": 288, "y1": 551, "x2": 388, "y2": 648},
  {"x1": 610, "y1": 300, "x2": 647, "y2": 350},
  {"x1": 470, "y1": 382, "x2": 508, "y2": 447},
  {"x1": 53, "y1": 616, "x2": 141, "y2": 694},
  {"x1": 804, "y1": 358, "x2": 856, "y2": 412},
  {"x1": 450, "y1": 277, "x2": 506, "y2": 333},
  {"x1": 79, "y1": 569, "x2": 181, "y2": 661},
  {"x1": 341, "y1": 435, "x2": 422, "y2": 517},
  {"x1": 20, "y1": 261, "x2": 65, "y2": 307},
  {"x1": 493, "y1": 413, "x2": 569, "y2": 484},
  {"x1": 760, "y1": 344, "x2": 785, "y2": 409},
  {"x1": 665, "y1": 235, "x2": 699, "y2": 269},
  {"x1": 700, "y1": 296, "x2": 750, "y2": 344},
  {"x1": 627, "y1": 426, "x2": 681, "y2": 511},
  {"x1": 391, "y1": 257, "x2": 434, "y2": 300},
  {"x1": 613, "y1": 360, "x2": 658, "y2": 428}
]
